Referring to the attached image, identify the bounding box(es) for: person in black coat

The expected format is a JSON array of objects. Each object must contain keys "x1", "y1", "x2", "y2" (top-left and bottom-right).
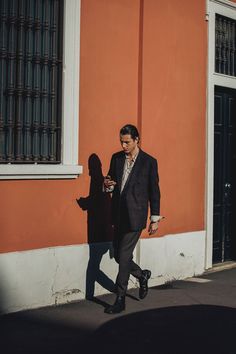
[{"x1": 104, "y1": 124, "x2": 163, "y2": 314}]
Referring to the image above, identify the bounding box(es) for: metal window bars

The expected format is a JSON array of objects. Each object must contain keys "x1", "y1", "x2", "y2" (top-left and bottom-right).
[
  {"x1": 0, "y1": 0, "x2": 63, "y2": 163},
  {"x1": 215, "y1": 14, "x2": 236, "y2": 77}
]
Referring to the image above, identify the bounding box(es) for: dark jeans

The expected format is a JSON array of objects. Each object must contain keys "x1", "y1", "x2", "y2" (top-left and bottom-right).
[{"x1": 113, "y1": 228, "x2": 143, "y2": 296}]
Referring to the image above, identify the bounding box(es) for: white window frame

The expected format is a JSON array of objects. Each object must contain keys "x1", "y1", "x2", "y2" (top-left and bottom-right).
[
  {"x1": 206, "y1": 0, "x2": 236, "y2": 268},
  {"x1": 0, "y1": 0, "x2": 83, "y2": 179}
]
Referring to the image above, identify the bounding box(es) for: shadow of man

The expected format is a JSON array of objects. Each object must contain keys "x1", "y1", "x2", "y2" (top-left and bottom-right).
[{"x1": 77, "y1": 154, "x2": 115, "y2": 301}]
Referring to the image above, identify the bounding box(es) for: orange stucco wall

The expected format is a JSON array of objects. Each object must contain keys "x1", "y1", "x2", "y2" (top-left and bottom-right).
[
  {"x1": 141, "y1": 0, "x2": 207, "y2": 235},
  {"x1": 0, "y1": 0, "x2": 207, "y2": 253}
]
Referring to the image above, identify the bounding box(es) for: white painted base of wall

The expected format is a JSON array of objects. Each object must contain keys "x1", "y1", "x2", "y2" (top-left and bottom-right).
[
  {"x1": 0, "y1": 231, "x2": 205, "y2": 314},
  {"x1": 139, "y1": 231, "x2": 206, "y2": 287}
]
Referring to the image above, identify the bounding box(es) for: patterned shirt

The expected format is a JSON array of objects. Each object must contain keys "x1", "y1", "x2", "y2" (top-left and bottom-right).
[{"x1": 120, "y1": 151, "x2": 139, "y2": 192}]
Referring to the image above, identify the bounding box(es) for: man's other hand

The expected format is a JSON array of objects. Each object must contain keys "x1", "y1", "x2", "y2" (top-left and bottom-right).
[{"x1": 148, "y1": 221, "x2": 159, "y2": 235}]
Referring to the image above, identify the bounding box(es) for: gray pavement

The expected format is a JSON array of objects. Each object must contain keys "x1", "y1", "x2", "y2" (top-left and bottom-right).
[{"x1": 1, "y1": 266, "x2": 236, "y2": 354}]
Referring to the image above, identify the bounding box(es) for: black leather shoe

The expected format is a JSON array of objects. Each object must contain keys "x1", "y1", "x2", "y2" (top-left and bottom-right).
[
  {"x1": 139, "y1": 269, "x2": 151, "y2": 299},
  {"x1": 104, "y1": 296, "x2": 126, "y2": 314}
]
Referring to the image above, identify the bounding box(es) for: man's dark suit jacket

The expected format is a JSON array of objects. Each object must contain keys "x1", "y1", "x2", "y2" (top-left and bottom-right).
[{"x1": 108, "y1": 149, "x2": 160, "y2": 231}]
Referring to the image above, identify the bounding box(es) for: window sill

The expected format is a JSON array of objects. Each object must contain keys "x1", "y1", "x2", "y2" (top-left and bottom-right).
[{"x1": 0, "y1": 164, "x2": 83, "y2": 180}]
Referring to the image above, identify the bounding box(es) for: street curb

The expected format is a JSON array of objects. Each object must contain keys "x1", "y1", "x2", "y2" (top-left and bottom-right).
[{"x1": 204, "y1": 261, "x2": 236, "y2": 274}]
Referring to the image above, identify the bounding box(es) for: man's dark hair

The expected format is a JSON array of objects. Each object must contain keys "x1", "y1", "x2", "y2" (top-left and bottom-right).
[{"x1": 120, "y1": 124, "x2": 140, "y2": 141}]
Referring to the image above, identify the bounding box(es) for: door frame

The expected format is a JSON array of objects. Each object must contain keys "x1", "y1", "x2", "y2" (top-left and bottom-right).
[{"x1": 206, "y1": 0, "x2": 236, "y2": 268}]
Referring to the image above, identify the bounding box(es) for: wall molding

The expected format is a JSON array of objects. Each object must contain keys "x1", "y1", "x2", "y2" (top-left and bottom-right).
[
  {"x1": 207, "y1": 0, "x2": 236, "y2": 11},
  {"x1": 0, "y1": 0, "x2": 83, "y2": 180},
  {"x1": 206, "y1": 0, "x2": 236, "y2": 268}
]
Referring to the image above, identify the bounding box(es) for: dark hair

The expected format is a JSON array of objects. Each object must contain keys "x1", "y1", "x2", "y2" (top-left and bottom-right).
[{"x1": 120, "y1": 124, "x2": 140, "y2": 141}]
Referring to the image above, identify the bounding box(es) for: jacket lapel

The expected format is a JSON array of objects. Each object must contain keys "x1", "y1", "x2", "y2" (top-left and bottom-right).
[{"x1": 116, "y1": 152, "x2": 125, "y2": 192}]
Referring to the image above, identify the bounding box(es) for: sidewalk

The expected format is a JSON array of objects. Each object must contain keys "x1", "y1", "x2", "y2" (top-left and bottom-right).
[{"x1": 1, "y1": 266, "x2": 236, "y2": 354}]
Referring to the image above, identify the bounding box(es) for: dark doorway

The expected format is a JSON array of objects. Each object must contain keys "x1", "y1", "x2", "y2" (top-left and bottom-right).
[{"x1": 213, "y1": 86, "x2": 236, "y2": 263}]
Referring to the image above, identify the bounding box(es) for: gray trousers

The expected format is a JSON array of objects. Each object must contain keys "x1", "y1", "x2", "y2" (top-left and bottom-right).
[{"x1": 113, "y1": 229, "x2": 143, "y2": 296}]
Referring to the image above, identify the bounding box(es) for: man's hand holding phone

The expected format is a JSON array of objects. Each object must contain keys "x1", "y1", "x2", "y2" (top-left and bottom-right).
[{"x1": 104, "y1": 175, "x2": 116, "y2": 189}]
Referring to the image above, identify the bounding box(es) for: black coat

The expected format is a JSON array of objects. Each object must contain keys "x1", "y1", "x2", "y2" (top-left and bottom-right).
[{"x1": 107, "y1": 149, "x2": 160, "y2": 231}]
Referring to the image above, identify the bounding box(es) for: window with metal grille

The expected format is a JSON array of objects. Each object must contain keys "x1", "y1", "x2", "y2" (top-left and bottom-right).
[
  {"x1": 0, "y1": 0, "x2": 63, "y2": 164},
  {"x1": 215, "y1": 14, "x2": 236, "y2": 77}
]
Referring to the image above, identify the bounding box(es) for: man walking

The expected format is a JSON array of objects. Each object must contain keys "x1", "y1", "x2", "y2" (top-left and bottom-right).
[{"x1": 104, "y1": 124, "x2": 162, "y2": 314}]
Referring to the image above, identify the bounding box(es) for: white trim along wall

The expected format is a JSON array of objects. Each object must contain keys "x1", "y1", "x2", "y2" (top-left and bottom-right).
[
  {"x1": 206, "y1": 0, "x2": 236, "y2": 268},
  {"x1": 0, "y1": 231, "x2": 205, "y2": 314},
  {"x1": 0, "y1": 0, "x2": 83, "y2": 180}
]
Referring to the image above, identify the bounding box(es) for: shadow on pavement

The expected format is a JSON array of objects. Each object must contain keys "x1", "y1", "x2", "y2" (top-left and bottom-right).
[
  {"x1": 0, "y1": 304, "x2": 235, "y2": 354},
  {"x1": 92, "y1": 305, "x2": 236, "y2": 354},
  {"x1": 0, "y1": 310, "x2": 89, "y2": 354}
]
